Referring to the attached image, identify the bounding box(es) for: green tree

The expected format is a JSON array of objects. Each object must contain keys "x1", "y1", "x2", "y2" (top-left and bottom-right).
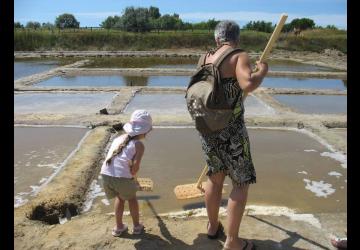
[
  {"x1": 135, "y1": 7, "x2": 151, "y2": 32},
  {"x1": 325, "y1": 25, "x2": 338, "y2": 30},
  {"x1": 207, "y1": 19, "x2": 220, "y2": 30},
  {"x1": 25, "y1": 21, "x2": 41, "y2": 29},
  {"x1": 282, "y1": 23, "x2": 292, "y2": 32},
  {"x1": 243, "y1": 21, "x2": 274, "y2": 33},
  {"x1": 101, "y1": 15, "x2": 121, "y2": 29},
  {"x1": 159, "y1": 14, "x2": 177, "y2": 30},
  {"x1": 183, "y1": 22, "x2": 193, "y2": 31},
  {"x1": 149, "y1": 6, "x2": 161, "y2": 19},
  {"x1": 192, "y1": 21, "x2": 208, "y2": 30},
  {"x1": 149, "y1": 18, "x2": 161, "y2": 32},
  {"x1": 42, "y1": 22, "x2": 55, "y2": 29},
  {"x1": 55, "y1": 13, "x2": 80, "y2": 28},
  {"x1": 14, "y1": 22, "x2": 23, "y2": 28},
  {"x1": 120, "y1": 7, "x2": 151, "y2": 32},
  {"x1": 290, "y1": 18, "x2": 315, "y2": 31}
]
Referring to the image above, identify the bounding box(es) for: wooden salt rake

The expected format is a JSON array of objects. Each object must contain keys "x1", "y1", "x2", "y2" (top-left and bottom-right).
[
  {"x1": 243, "y1": 13, "x2": 288, "y2": 101},
  {"x1": 174, "y1": 14, "x2": 288, "y2": 200},
  {"x1": 174, "y1": 165, "x2": 209, "y2": 199},
  {"x1": 136, "y1": 176, "x2": 154, "y2": 191}
]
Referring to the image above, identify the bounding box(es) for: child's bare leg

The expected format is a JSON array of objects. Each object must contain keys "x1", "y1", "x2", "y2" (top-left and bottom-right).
[
  {"x1": 128, "y1": 197, "x2": 140, "y2": 226},
  {"x1": 114, "y1": 196, "x2": 125, "y2": 228}
]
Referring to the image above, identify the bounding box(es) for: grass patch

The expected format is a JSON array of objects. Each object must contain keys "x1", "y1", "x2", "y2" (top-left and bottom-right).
[{"x1": 14, "y1": 29, "x2": 347, "y2": 53}]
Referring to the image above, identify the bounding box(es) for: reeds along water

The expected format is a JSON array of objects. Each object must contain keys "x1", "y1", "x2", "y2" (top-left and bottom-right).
[{"x1": 14, "y1": 29, "x2": 347, "y2": 53}]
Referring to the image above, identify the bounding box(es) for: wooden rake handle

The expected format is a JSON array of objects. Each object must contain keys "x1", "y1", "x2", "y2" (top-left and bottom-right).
[
  {"x1": 243, "y1": 13, "x2": 288, "y2": 101},
  {"x1": 196, "y1": 165, "x2": 208, "y2": 191}
]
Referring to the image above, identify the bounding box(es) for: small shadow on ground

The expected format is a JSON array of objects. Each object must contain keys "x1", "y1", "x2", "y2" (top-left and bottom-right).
[{"x1": 182, "y1": 199, "x2": 228, "y2": 210}]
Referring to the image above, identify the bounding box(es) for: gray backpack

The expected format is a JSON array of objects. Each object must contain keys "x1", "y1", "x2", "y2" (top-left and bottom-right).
[{"x1": 186, "y1": 47, "x2": 244, "y2": 135}]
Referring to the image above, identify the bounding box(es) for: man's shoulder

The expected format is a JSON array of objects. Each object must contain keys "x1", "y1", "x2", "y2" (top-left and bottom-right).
[{"x1": 228, "y1": 49, "x2": 248, "y2": 64}]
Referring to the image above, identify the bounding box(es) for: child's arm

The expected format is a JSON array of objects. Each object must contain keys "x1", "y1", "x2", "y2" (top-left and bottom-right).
[{"x1": 130, "y1": 141, "x2": 145, "y2": 176}]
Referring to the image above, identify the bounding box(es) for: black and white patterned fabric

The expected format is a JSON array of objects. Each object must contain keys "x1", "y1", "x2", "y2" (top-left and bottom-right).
[{"x1": 199, "y1": 77, "x2": 256, "y2": 186}]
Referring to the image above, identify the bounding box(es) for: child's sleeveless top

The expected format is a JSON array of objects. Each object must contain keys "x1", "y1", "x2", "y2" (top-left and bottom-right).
[{"x1": 100, "y1": 135, "x2": 137, "y2": 179}]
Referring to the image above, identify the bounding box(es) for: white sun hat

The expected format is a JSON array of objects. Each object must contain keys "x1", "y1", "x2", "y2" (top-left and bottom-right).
[{"x1": 123, "y1": 110, "x2": 153, "y2": 137}]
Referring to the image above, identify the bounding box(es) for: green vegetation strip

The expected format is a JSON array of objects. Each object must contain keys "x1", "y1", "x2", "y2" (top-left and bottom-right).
[
  {"x1": 15, "y1": 126, "x2": 112, "y2": 224},
  {"x1": 14, "y1": 29, "x2": 347, "y2": 53}
]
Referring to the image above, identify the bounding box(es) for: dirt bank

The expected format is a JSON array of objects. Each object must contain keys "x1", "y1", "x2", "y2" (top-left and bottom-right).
[{"x1": 14, "y1": 203, "x2": 346, "y2": 250}]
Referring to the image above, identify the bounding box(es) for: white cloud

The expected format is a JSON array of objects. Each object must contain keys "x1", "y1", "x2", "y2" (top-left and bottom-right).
[{"x1": 179, "y1": 11, "x2": 347, "y2": 29}]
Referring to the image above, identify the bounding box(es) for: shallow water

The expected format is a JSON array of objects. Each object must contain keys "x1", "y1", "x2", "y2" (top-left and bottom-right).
[
  {"x1": 91, "y1": 128, "x2": 346, "y2": 215},
  {"x1": 267, "y1": 60, "x2": 336, "y2": 72},
  {"x1": 83, "y1": 57, "x2": 198, "y2": 68},
  {"x1": 36, "y1": 75, "x2": 190, "y2": 87},
  {"x1": 14, "y1": 60, "x2": 59, "y2": 80},
  {"x1": 124, "y1": 93, "x2": 275, "y2": 116},
  {"x1": 272, "y1": 95, "x2": 347, "y2": 114},
  {"x1": 83, "y1": 57, "x2": 336, "y2": 72},
  {"x1": 14, "y1": 127, "x2": 89, "y2": 207},
  {"x1": 14, "y1": 92, "x2": 116, "y2": 114},
  {"x1": 36, "y1": 75, "x2": 345, "y2": 90},
  {"x1": 124, "y1": 93, "x2": 189, "y2": 116},
  {"x1": 262, "y1": 77, "x2": 346, "y2": 90}
]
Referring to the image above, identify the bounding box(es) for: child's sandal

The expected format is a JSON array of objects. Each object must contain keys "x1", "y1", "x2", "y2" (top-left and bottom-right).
[
  {"x1": 112, "y1": 224, "x2": 128, "y2": 237},
  {"x1": 133, "y1": 224, "x2": 145, "y2": 235}
]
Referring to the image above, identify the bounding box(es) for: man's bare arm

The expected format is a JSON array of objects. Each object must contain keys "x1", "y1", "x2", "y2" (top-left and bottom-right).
[{"x1": 235, "y1": 53, "x2": 268, "y2": 93}]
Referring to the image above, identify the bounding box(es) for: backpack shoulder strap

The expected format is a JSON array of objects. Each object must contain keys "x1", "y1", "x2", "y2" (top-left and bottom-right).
[
  {"x1": 196, "y1": 53, "x2": 208, "y2": 68},
  {"x1": 213, "y1": 48, "x2": 244, "y2": 68}
]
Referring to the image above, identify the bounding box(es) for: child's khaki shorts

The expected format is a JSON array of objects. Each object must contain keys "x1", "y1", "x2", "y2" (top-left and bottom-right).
[{"x1": 101, "y1": 174, "x2": 138, "y2": 200}]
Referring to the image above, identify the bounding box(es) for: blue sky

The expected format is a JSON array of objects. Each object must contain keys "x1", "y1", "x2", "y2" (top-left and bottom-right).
[{"x1": 14, "y1": 0, "x2": 347, "y2": 29}]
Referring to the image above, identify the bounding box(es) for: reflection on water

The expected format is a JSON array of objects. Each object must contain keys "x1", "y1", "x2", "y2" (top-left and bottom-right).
[
  {"x1": 36, "y1": 75, "x2": 190, "y2": 87},
  {"x1": 14, "y1": 127, "x2": 89, "y2": 207},
  {"x1": 272, "y1": 95, "x2": 347, "y2": 114},
  {"x1": 83, "y1": 57, "x2": 198, "y2": 68},
  {"x1": 91, "y1": 128, "x2": 346, "y2": 215},
  {"x1": 123, "y1": 75, "x2": 148, "y2": 86}
]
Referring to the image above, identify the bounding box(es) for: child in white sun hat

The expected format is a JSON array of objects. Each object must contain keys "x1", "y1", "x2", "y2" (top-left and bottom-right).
[{"x1": 100, "y1": 110, "x2": 152, "y2": 237}]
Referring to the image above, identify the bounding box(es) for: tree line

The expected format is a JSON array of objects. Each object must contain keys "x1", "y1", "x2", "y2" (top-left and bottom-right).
[
  {"x1": 14, "y1": 13, "x2": 80, "y2": 30},
  {"x1": 14, "y1": 6, "x2": 341, "y2": 33},
  {"x1": 100, "y1": 6, "x2": 220, "y2": 32}
]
